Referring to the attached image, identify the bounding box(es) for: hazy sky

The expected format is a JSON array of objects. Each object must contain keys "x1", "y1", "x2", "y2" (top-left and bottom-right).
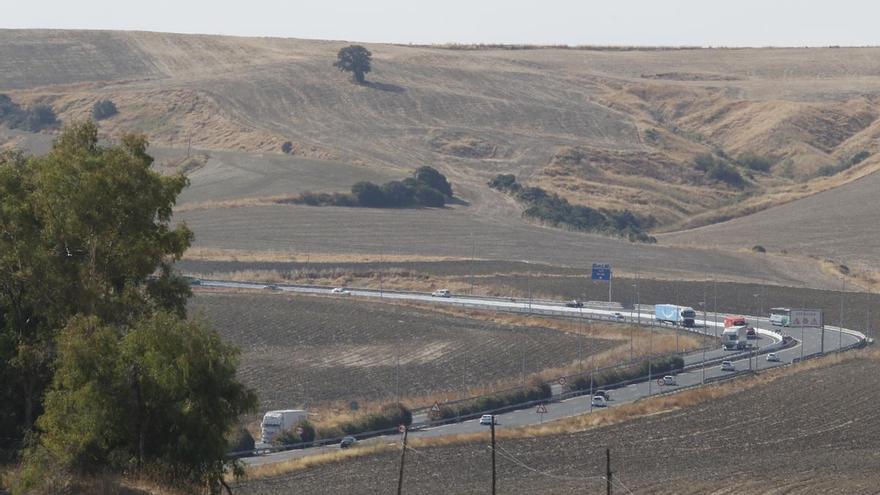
[{"x1": 6, "y1": 0, "x2": 880, "y2": 46}]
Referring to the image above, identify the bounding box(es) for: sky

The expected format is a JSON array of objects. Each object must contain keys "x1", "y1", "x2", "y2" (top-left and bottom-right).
[{"x1": 5, "y1": 0, "x2": 880, "y2": 47}]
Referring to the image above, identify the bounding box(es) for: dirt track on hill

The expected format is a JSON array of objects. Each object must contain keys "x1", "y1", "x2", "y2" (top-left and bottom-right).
[{"x1": 235, "y1": 356, "x2": 880, "y2": 494}]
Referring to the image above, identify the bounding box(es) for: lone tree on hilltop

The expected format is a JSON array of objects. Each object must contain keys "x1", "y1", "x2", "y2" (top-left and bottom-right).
[{"x1": 334, "y1": 45, "x2": 372, "y2": 84}]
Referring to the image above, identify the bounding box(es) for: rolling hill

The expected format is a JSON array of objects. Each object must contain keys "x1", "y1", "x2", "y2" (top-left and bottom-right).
[{"x1": 2, "y1": 29, "x2": 879, "y2": 287}]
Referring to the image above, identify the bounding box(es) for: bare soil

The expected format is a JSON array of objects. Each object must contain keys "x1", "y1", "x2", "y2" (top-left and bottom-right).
[
  {"x1": 234, "y1": 356, "x2": 880, "y2": 494},
  {"x1": 189, "y1": 292, "x2": 614, "y2": 411}
]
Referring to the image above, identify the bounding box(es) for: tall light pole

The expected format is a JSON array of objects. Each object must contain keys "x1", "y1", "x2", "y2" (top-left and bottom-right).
[{"x1": 713, "y1": 277, "x2": 718, "y2": 338}]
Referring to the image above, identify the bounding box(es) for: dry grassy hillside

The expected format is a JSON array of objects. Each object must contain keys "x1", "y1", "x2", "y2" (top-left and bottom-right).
[
  {"x1": 4, "y1": 30, "x2": 880, "y2": 227},
  {"x1": 661, "y1": 169, "x2": 880, "y2": 283}
]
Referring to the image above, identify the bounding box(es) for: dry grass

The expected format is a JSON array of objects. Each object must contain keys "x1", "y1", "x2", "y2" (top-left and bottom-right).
[
  {"x1": 197, "y1": 268, "x2": 475, "y2": 294},
  {"x1": 245, "y1": 348, "x2": 875, "y2": 480},
  {"x1": 243, "y1": 443, "x2": 396, "y2": 480},
  {"x1": 182, "y1": 247, "x2": 465, "y2": 264},
  {"x1": 175, "y1": 195, "x2": 293, "y2": 212}
]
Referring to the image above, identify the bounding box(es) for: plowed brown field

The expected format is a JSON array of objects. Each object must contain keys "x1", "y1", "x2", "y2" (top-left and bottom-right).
[
  {"x1": 190, "y1": 292, "x2": 613, "y2": 410},
  {"x1": 235, "y1": 356, "x2": 880, "y2": 494}
]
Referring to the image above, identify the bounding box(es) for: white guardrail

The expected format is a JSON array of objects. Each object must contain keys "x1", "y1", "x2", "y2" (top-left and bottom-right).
[{"x1": 203, "y1": 278, "x2": 868, "y2": 459}]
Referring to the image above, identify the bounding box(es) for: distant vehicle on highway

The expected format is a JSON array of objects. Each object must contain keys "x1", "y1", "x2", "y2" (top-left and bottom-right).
[
  {"x1": 565, "y1": 300, "x2": 583, "y2": 308},
  {"x1": 330, "y1": 287, "x2": 350, "y2": 295},
  {"x1": 594, "y1": 390, "x2": 610, "y2": 400},
  {"x1": 265, "y1": 284, "x2": 280, "y2": 291},
  {"x1": 655, "y1": 304, "x2": 696, "y2": 327},
  {"x1": 185, "y1": 276, "x2": 202, "y2": 286},
  {"x1": 340, "y1": 436, "x2": 357, "y2": 448},
  {"x1": 766, "y1": 352, "x2": 780, "y2": 362},
  {"x1": 612, "y1": 312, "x2": 625, "y2": 321},
  {"x1": 591, "y1": 395, "x2": 608, "y2": 407},
  {"x1": 479, "y1": 414, "x2": 497, "y2": 425},
  {"x1": 722, "y1": 326, "x2": 751, "y2": 350},
  {"x1": 769, "y1": 307, "x2": 792, "y2": 327},
  {"x1": 724, "y1": 315, "x2": 746, "y2": 328},
  {"x1": 746, "y1": 327, "x2": 757, "y2": 339},
  {"x1": 660, "y1": 375, "x2": 677, "y2": 386},
  {"x1": 431, "y1": 289, "x2": 451, "y2": 298},
  {"x1": 260, "y1": 409, "x2": 308, "y2": 444},
  {"x1": 721, "y1": 361, "x2": 736, "y2": 371}
]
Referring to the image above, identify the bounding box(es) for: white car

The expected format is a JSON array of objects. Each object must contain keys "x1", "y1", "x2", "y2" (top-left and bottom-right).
[
  {"x1": 721, "y1": 361, "x2": 736, "y2": 371},
  {"x1": 431, "y1": 289, "x2": 451, "y2": 298},
  {"x1": 612, "y1": 312, "x2": 625, "y2": 321},
  {"x1": 591, "y1": 395, "x2": 608, "y2": 408},
  {"x1": 330, "y1": 287, "x2": 350, "y2": 295},
  {"x1": 766, "y1": 352, "x2": 780, "y2": 362},
  {"x1": 661, "y1": 375, "x2": 677, "y2": 386},
  {"x1": 479, "y1": 414, "x2": 497, "y2": 425}
]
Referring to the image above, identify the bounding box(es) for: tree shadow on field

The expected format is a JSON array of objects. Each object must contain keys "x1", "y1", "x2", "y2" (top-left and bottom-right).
[
  {"x1": 446, "y1": 196, "x2": 470, "y2": 207},
  {"x1": 362, "y1": 81, "x2": 406, "y2": 94}
]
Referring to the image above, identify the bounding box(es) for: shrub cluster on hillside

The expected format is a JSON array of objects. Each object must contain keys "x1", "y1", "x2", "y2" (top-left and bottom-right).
[
  {"x1": 694, "y1": 153, "x2": 746, "y2": 188},
  {"x1": 488, "y1": 174, "x2": 657, "y2": 243},
  {"x1": 0, "y1": 94, "x2": 59, "y2": 132},
  {"x1": 91, "y1": 99, "x2": 118, "y2": 120},
  {"x1": 736, "y1": 152, "x2": 773, "y2": 172},
  {"x1": 287, "y1": 166, "x2": 453, "y2": 208},
  {"x1": 816, "y1": 150, "x2": 871, "y2": 177}
]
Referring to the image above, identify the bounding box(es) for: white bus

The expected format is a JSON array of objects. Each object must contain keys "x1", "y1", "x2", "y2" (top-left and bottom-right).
[{"x1": 769, "y1": 307, "x2": 791, "y2": 327}]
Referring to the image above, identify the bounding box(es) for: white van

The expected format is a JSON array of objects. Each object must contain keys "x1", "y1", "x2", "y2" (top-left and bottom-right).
[{"x1": 431, "y1": 289, "x2": 451, "y2": 297}]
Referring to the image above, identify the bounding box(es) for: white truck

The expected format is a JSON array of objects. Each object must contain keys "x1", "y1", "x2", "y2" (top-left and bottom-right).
[
  {"x1": 721, "y1": 325, "x2": 752, "y2": 350},
  {"x1": 260, "y1": 409, "x2": 308, "y2": 444},
  {"x1": 654, "y1": 304, "x2": 696, "y2": 328}
]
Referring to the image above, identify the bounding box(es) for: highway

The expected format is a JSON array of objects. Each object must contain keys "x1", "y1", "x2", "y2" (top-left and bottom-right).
[{"x1": 195, "y1": 279, "x2": 867, "y2": 466}]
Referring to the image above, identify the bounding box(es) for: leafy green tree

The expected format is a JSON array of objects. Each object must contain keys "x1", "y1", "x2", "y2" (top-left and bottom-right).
[
  {"x1": 351, "y1": 181, "x2": 384, "y2": 207},
  {"x1": 413, "y1": 166, "x2": 453, "y2": 196},
  {"x1": 38, "y1": 312, "x2": 257, "y2": 492},
  {"x1": 380, "y1": 180, "x2": 415, "y2": 206},
  {"x1": 0, "y1": 121, "x2": 192, "y2": 446},
  {"x1": 333, "y1": 45, "x2": 372, "y2": 84}
]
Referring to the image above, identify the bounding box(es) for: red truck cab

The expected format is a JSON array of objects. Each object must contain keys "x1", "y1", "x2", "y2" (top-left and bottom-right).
[{"x1": 724, "y1": 315, "x2": 746, "y2": 328}]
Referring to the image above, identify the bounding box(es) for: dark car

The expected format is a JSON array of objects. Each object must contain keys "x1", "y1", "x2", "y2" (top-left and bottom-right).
[
  {"x1": 565, "y1": 300, "x2": 583, "y2": 308},
  {"x1": 746, "y1": 327, "x2": 757, "y2": 339}
]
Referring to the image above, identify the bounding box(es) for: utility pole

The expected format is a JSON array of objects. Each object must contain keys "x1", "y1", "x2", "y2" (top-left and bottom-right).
[
  {"x1": 648, "y1": 324, "x2": 653, "y2": 396},
  {"x1": 397, "y1": 427, "x2": 408, "y2": 495},
  {"x1": 839, "y1": 276, "x2": 845, "y2": 351},
  {"x1": 606, "y1": 447, "x2": 612, "y2": 495},
  {"x1": 490, "y1": 418, "x2": 497, "y2": 495},
  {"x1": 470, "y1": 232, "x2": 476, "y2": 295}
]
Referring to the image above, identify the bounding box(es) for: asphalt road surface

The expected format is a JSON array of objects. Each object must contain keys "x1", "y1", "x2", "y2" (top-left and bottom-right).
[{"x1": 196, "y1": 280, "x2": 864, "y2": 467}]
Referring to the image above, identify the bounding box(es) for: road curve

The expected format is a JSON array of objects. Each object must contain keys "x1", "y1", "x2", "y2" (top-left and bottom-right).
[{"x1": 193, "y1": 279, "x2": 866, "y2": 466}]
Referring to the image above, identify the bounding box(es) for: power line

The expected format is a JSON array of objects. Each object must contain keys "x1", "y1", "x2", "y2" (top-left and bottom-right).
[
  {"x1": 491, "y1": 445, "x2": 605, "y2": 483},
  {"x1": 612, "y1": 474, "x2": 636, "y2": 495}
]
